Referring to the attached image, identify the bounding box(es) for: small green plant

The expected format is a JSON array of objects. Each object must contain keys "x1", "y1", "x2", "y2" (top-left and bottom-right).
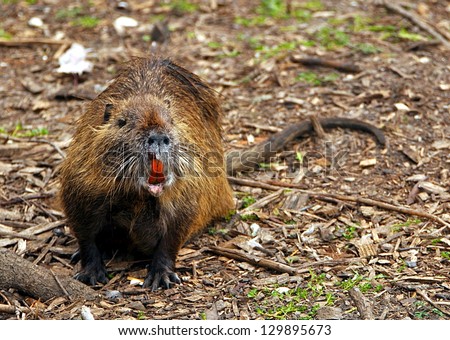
[
  {"x1": 199, "y1": 312, "x2": 207, "y2": 320},
  {"x1": 351, "y1": 15, "x2": 373, "y2": 32},
  {"x1": 307, "y1": 270, "x2": 326, "y2": 297},
  {"x1": 414, "y1": 310, "x2": 429, "y2": 319},
  {"x1": 374, "y1": 284, "x2": 383, "y2": 292},
  {"x1": 296, "y1": 71, "x2": 321, "y2": 85},
  {"x1": 257, "y1": 0, "x2": 286, "y2": 18},
  {"x1": 431, "y1": 308, "x2": 444, "y2": 318},
  {"x1": 367, "y1": 24, "x2": 397, "y2": 33},
  {"x1": 295, "y1": 71, "x2": 339, "y2": 86},
  {"x1": 249, "y1": 271, "x2": 335, "y2": 320},
  {"x1": 302, "y1": 0, "x2": 324, "y2": 11},
  {"x1": 241, "y1": 195, "x2": 257, "y2": 208},
  {"x1": 355, "y1": 43, "x2": 380, "y2": 54},
  {"x1": 397, "y1": 260, "x2": 407, "y2": 272},
  {"x1": 315, "y1": 26, "x2": 350, "y2": 49},
  {"x1": 325, "y1": 292, "x2": 336, "y2": 305},
  {"x1": 338, "y1": 273, "x2": 383, "y2": 293},
  {"x1": 234, "y1": 16, "x2": 267, "y2": 27},
  {"x1": 343, "y1": 225, "x2": 356, "y2": 240},
  {"x1": 207, "y1": 41, "x2": 223, "y2": 49},
  {"x1": 441, "y1": 251, "x2": 450, "y2": 260},
  {"x1": 0, "y1": 29, "x2": 12, "y2": 40},
  {"x1": 248, "y1": 288, "x2": 259, "y2": 298},
  {"x1": 224, "y1": 209, "x2": 236, "y2": 222},
  {"x1": 397, "y1": 28, "x2": 427, "y2": 41},
  {"x1": 55, "y1": 7, "x2": 83, "y2": 20},
  {"x1": 7, "y1": 122, "x2": 49, "y2": 137},
  {"x1": 19, "y1": 128, "x2": 49, "y2": 137},
  {"x1": 414, "y1": 301, "x2": 428, "y2": 319},
  {"x1": 170, "y1": 0, "x2": 198, "y2": 14},
  {"x1": 240, "y1": 214, "x2": 259, "y2": 222},
  {"x1": 359, "y1": 282, "x2": 373, "y2": 293},
  {"x1": 391, "y1": 218, "x2": 422, "y2": 231},
  {"x1": 136, "y1": 311, "x2": 146, "y2": 320},
  {"x1": 73, "y1": 16, "x2": 100, "y2": 28}
]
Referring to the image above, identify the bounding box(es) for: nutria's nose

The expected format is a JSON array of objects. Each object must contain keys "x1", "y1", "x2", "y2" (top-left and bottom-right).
[
  {"x1": 148, "y1": 134, "x2": 170, "y2": 147},
  {"x1": 148, "y1": 133, "x2": 171, "y2": 156}
]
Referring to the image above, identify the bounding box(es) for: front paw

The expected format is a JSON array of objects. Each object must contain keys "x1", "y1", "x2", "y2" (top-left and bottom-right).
[
  {"x1": 75, "y1": 265, "x2": 108, "y2": 286},
  {"x1": 143, "y1": 266, "x2": 181, "y2": 291}
]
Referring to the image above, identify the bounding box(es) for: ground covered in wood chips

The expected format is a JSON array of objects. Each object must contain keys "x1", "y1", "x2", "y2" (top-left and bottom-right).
[{"x1": 0, "y1": 0, "x2": 449, "y2": 320}]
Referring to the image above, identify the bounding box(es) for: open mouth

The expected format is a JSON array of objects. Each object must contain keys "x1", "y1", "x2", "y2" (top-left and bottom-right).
[{"x1": 147, "y1": 157, "x2": 165, "y2": 196}]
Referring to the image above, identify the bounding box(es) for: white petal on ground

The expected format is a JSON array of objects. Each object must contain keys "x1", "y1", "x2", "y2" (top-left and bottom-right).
[{"x1": 56, "y1": 43, "x2": 93, "y2": 75}]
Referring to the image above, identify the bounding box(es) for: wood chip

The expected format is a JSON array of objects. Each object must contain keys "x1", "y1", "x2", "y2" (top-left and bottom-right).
[
  {"x1": 354, "y1": 235, "x2": 378, "y2": 258},
  {"x1": 418, "y1": 181, "x2": 447, "y2": 194},
  {"x1": 401, "y1": 145, "x2": 420, "y2": 164},
  {"x1": 394, "y1": 103, "x2": 410, "y2": 111},
  {"x1": 359, "y1": 158, "x2": 377, "y2": 167}
]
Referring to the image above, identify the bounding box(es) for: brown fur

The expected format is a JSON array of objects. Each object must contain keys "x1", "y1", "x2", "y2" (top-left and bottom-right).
[{"x1": 59, "y1": 57, "x2": 234, "y2": 290}]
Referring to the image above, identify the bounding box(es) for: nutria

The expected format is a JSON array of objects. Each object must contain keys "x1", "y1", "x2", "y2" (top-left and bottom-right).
[
  {"x1": 60, "y1": 57, "x2": 385, "y2": 291},
  {"x1": 60, "y1": 57, "x2": 234, "y2": 290}
]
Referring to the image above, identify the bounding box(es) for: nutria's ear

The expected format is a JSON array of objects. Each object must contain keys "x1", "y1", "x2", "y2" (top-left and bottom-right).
[{"x1": 104, "y1": 104, "x2": 113, "y2": 122}]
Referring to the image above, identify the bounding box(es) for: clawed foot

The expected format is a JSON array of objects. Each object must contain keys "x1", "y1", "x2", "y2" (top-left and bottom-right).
[
  {"x1": 143, "y1": 266, "x2": 181, "y2": 291},
  {"x1": 74, "y1": 264, "x2": 108, "y2": 286}
]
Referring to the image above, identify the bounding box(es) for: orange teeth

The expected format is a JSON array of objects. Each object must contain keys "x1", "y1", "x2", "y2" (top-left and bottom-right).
[{"x1": 148, "y1": 158, "x2": 165, "y2": 184}]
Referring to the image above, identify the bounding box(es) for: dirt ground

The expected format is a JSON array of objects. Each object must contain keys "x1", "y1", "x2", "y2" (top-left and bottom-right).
[{"x1": 0, "y1": 0, "x2": 449, "y2": 320}]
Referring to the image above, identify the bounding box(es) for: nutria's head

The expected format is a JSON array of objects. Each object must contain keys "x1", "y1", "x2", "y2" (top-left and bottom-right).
[
  {"x1": 98, "y1": 95, "x2": 178, "y2": 196},
  {"x1": 71, "y1": 57, "x2": 224, "y2": 198}
]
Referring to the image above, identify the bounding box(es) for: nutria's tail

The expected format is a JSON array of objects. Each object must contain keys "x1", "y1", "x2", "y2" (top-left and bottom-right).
[{"x1": 226, "y1": 117, "x2": 386, "y2": 175}]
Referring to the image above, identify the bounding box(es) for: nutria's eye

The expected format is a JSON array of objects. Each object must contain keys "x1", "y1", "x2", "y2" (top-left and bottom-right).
[
  {"x1": 104, "y1": 104, "x2": 113, "y2": 122},
  {"x1": 117, "y1": 118, "x2": 127, "y2": 128}
]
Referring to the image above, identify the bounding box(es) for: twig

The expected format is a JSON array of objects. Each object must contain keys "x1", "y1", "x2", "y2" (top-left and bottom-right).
[
  {"x1": 0, "y1": 229, "x2": 37, "y2": 240},
  {"x1": 291, "y1": 56, "x2": 362, "y2": 73},
  {"x1": 0, "y1": 304, "x2": 30, "y2": 314},
  {"x1": 228, "y1": 176, "x2": 281, "y2": 191},
  {"x1": 243, "y1": 122, "x2": 282, "y2": 133},
  {"x1": 315, "y1": 193, "x2": 449, "y2": 228},
  {"x1": 228, "y1": 176, "x2": 450, "y2": 228},
  {"x1": 0, "y1": 304, "x2": 16, "y2": 314},
  {"x1": 310, "y1": 115, "x2": 326, "y2": 139},
  {"x1": 349, "y1": 287, "x2": 375, "y2": 320},
  {"x1": 0, "y1": 192, "x2": 55, "y2": 206},
  {"x1": 241, "y1": 189, "x2": 284, "y2": 213},
  {"x1": 33, "y1": 236, "x2": 57, "y2": 265},
  {"x1": 0, "y1": 38, "x2": 70, "y2": 47},
  {"x1": 377, "y1": 0, "x2": 450, "y2": 49},
  {"x1": 0, "y1": 133, "x2": 66, "y2": 159},
  {"x1": 0, "y1": 220, "x2": 65, "y2": 248},
  {"x1": 208, "y1": 246, "x2": 296, "y2": 275},
  {"x1": 296, "y1": 258, "x2": 362, "y2": 273},
  {"x1": 50, "y1": 269, "x2": 71, "y2": 299}
]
